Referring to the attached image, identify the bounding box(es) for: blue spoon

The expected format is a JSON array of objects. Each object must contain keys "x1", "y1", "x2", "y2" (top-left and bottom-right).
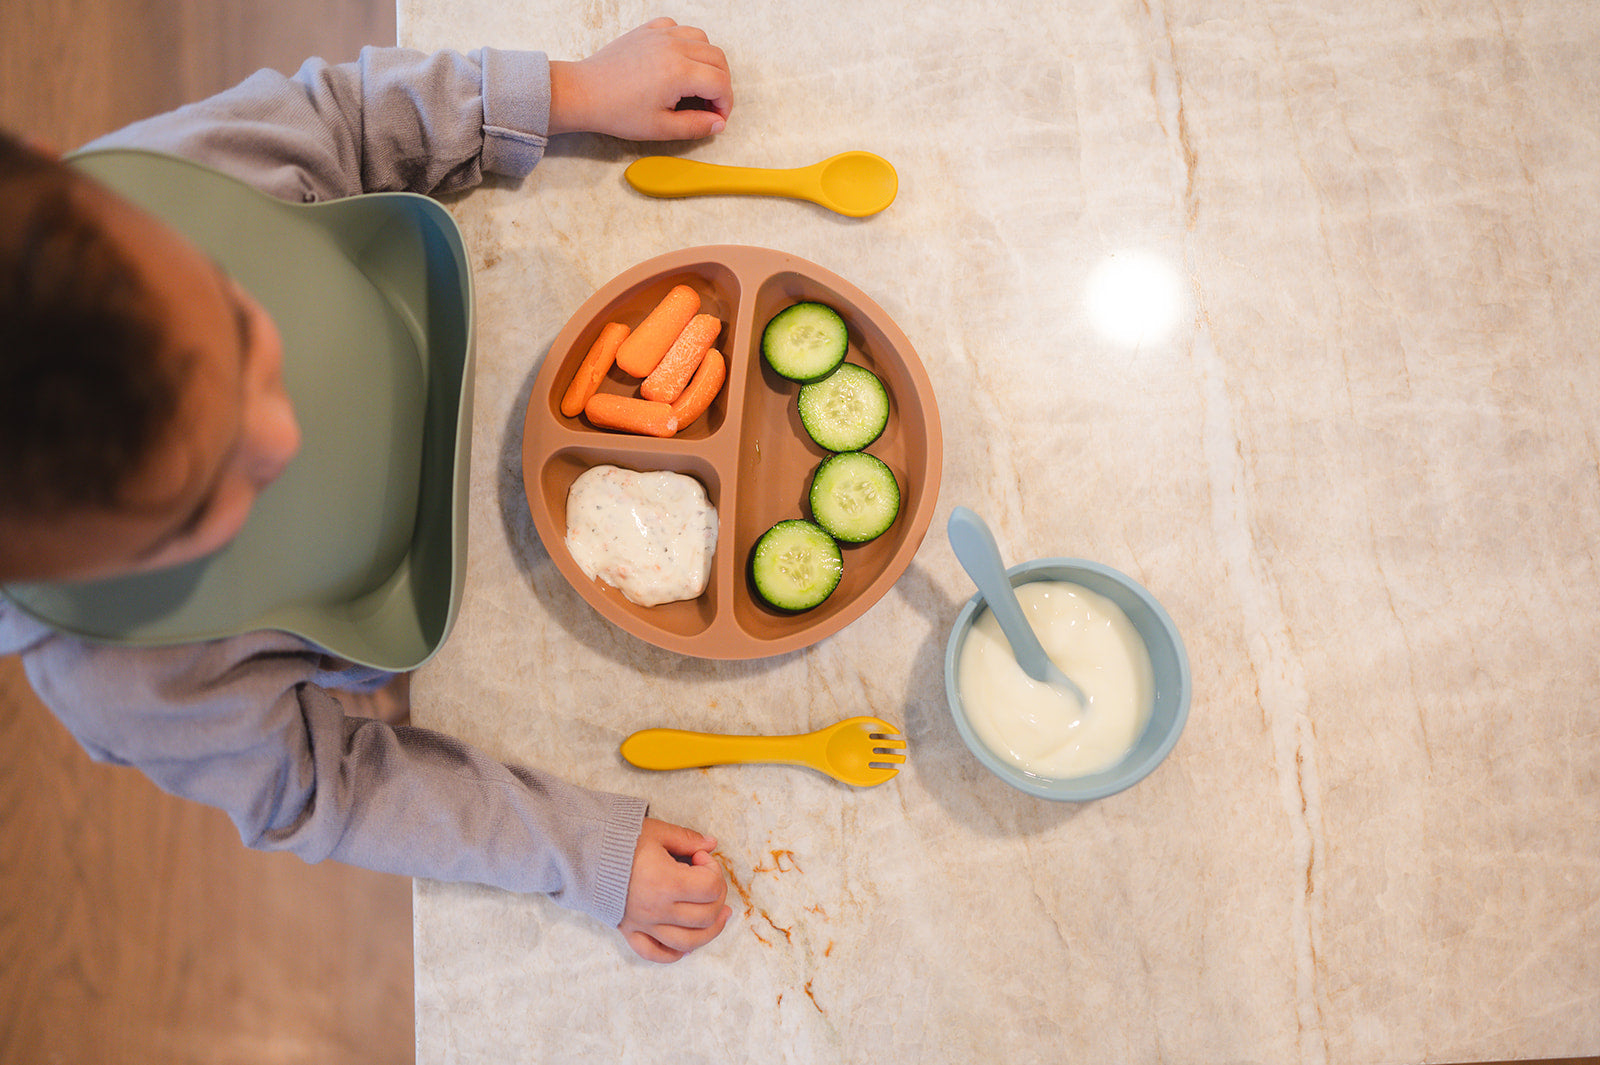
[{"x1": 947, "y1": 507, "x2": 1088, "y2": 710}]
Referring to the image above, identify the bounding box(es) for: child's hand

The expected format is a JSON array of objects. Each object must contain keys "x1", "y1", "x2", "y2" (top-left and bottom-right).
[
  {"x1": 618, "y1": 816, "x2": 732, "y2": 963},
  {"x1": 549, "y1": 18, "x2": 732, "y2": 141}
]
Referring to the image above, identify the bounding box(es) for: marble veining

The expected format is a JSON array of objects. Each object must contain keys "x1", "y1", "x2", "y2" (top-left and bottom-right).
[{"x1": 401, "y1": 1, "x2": 1600, "y2": 1061}]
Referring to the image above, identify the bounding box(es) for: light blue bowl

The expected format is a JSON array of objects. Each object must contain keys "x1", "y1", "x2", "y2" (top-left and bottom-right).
[{"x1": 943, "y1": 558, "x2": 1190, "y2": 801}]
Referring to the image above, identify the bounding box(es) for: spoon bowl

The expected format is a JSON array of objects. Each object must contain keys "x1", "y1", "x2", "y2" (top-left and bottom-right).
[
  {"x1": 814, "y1": 151, "x2": 900, "y2": 216},
  {"x1": 624, "y1": 151, "x2": 898, "y2": 217}
]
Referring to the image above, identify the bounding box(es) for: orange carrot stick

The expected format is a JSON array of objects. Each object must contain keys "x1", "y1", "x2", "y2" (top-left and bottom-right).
[
  {"x1": 640, "y1": 313, "x2": 721, "y2": 403},
  {"x1": 615, "y1": 284, "x2": 700, "y2": 378},
  {"x1": 584, "y1": 393, "x2": 680, "y2": 438},
  {"x1": 559, "y1": 321, "x2": 631, "y2": 417},
  {"x1": 669, "y1": 347, "x2": 726, "y2": 427}
]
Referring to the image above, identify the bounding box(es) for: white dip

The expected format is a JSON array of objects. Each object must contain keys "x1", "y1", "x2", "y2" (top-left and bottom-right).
[
  {"x1": 957, "y1": 580, "x2": 1153, "y2": 779},
  {"x1": 565, "y1": 465, "x2": 717, "y2": 607}
]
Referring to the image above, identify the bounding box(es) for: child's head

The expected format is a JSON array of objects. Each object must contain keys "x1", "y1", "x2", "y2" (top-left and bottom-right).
[{"x1": 0, "y1": 132, "x2": 301, "y2": 584}]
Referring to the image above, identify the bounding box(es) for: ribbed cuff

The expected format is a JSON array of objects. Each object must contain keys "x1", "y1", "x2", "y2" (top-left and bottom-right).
[
  {"x1": 477, "y1": 47, "x2": 550, "y2": 177},
  {"x1": 590, "y1": 793, "x2": 648, "y2": 929}
]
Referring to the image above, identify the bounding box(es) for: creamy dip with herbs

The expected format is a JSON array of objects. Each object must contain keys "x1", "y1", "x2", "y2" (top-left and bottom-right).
[{"x1": 565, "y1": 465, "x2": 717, "y2": 606}]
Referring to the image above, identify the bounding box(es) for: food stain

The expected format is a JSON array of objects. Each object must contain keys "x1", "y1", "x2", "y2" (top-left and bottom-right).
[
  {"x1": 713, "y1": 850, "x2": 794, "y2": 946},
  {"x1": 754, "y1": 849, "x2": 802, "y2": 875},
  {"x1": 712, "y1": 852, "x2": 755, "y2": 917},
  {"x1": 761, "y1": 913, "x2": 794, "y2": 944},
  {"x1": 712, "y1": 845, "x2": 828, "y2": 1018}
]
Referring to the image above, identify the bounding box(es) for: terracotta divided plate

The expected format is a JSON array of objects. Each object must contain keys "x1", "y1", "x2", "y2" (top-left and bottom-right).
[{"x1": 523, "y1": 245, "x2": 942, "y2": 659}]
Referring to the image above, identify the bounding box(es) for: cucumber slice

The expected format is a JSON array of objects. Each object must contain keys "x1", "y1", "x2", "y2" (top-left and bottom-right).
[
  {"x1": 751, "y1": 519, "x2": 844, "y2": 611},
  {"x1": 809, "y1": 452, "x2": 901, "y2": 543},
  {"x1": 761, "y1": 302, "x2": 848, "y2": 382},
  {"x1": 797, "y1": 364, "x2": 889, "y2": 452}
]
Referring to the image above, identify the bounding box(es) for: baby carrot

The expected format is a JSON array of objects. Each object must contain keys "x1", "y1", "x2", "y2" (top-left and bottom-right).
[
  {"x1": 670, "y1": 347, "x2": 726, "y2": 427},
  {"x1": 559, "y1": 321, "x2": 631, "y2": 417},
  {"x1": 584, "y1": 393, "x2": 680, "y2": 438},
  {"x1": 640, "y1": 313, "x2": 721, "y2": 403},
  {"x1": 615, "y1": 284, "x2": 700, "y2": 378}
]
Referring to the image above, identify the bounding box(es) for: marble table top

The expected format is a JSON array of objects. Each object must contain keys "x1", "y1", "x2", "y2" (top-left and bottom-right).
[{"x1": 398, "y1": 1, "x2": 1600, "y2": 1061}]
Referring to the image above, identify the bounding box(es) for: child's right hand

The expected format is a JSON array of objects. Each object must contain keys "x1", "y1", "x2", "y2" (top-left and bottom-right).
[
  {"x1": 617, "y1": 817, "x2": 732, "y2": 963},
  {"x1": 549, "y1": 18, "x2": 733, "y2": 142}
]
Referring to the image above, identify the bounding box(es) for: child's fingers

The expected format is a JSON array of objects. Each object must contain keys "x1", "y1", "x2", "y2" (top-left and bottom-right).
[
  {"x1": 651, "y1": 818, "x2": 717, "y2": 858},
  {"x1": 620, "y1": 820, "x2": 734, "y2": 961},
  {"x1": 655, "y1": 81, "x2": 731, "y2": 138},
  {"x1": 626, "y1": 930, "x2": 686, "y2": 964},
  {"x1": 669, "y1": 862, "x2": 728, "y2": 908},
  {"x1": 649, "y1": 905, "x2": 733, "y2": 955},
  {"x1": 663, "y1": 897, "x2": 730, "y2": 930},
  {"x1": 665, "y1": 23, "x2": 711, "y2": 45},
  {"x1": 674, "y1": 38, "x2": 728, "y2": 73},
  {"x1": 653, "y1": 110, "x2": 726, "y2": 140},
  {"x1": 649, "y1": 853, "x2": 726, "y2": 910},
  {"x1": 676, "y1": 58, "x2": 732, "y2": 117}
]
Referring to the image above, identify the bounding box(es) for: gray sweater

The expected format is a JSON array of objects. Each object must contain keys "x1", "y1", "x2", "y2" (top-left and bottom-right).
[{"x1": 0, "y1": 47, "x2": 646, "y2": 929}]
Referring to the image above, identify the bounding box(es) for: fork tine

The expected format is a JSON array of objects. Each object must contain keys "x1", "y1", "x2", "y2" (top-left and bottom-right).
[
  {"x1": 824, "y1": 718, "x2": 908, "y2": 786},
  {"x1": 862, "y1": 718, "x2": 907, "y2": 768}
]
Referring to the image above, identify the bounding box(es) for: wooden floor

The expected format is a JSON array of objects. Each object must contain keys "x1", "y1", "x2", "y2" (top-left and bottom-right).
[{"x1": 0, "y1": 3, "x2": 414, "y2": 1063}]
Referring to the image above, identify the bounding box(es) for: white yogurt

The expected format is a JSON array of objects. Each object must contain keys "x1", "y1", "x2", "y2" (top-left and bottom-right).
[
  {"x1": 564, "y1": 465, "x2": 717, "y2": 607},
  {"x1": 957, "y1": 580, "x2": 1153, "y2": 779}
]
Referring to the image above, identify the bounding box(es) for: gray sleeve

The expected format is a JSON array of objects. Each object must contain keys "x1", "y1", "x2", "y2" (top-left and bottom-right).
[
  {"x1": 16, "y1": 624, "x2": 646, "y2": 928},
  {"x1": 19, "y1": 45, "x2": 646, "y2": 927},
  {"x1": 83, "y1": 46, "x2": 552, "y2": 203}
]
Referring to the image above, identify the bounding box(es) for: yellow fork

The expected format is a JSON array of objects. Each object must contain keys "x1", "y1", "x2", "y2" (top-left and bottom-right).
[{"x1": 620, "y1": 716, "x2": 907, "y2": 787}]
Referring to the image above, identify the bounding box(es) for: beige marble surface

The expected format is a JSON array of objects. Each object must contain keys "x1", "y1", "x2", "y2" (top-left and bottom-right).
[{"x1": 398, "y1": 2, "x2": 1600, "y2": 1062}]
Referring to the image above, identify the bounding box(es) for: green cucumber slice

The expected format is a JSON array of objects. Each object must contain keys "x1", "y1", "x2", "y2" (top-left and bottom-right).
[
  {"x1": 761, "y1": 302, "x2": 848, "y2": 382},
  {"x1": 797, "y1": 363, "x2": 889, "y2": 452},
  {"x1": 808, "y1": 452, "x2": 900, "y2": 543},
  {"x1": 751, "y1": 519, "x2": 843, "y2": 611}
]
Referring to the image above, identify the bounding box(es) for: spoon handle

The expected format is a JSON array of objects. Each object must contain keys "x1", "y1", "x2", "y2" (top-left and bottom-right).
[
  {"x1": 624, "y1": 156, "x2": 811, "y2": 201},
  {"x1": 946, "y1": 507, "x2": 1055, "y2": 682}
]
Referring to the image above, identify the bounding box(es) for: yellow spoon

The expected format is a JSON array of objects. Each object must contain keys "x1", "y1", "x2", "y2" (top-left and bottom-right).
[
  {"x1": 624, "y1": 151, "x2": 899, "y2": 218},
  {"x1": 620, "y1": 716, "x2": 907, "y2": 787}
]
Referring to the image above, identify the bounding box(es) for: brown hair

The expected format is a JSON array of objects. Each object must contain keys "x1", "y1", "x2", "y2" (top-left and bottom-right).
[{"x1": 0, "y1": 131, "x2": 182, "y2": 524}]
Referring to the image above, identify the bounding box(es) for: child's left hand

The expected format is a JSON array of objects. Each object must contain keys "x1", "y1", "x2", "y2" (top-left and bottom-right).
[
  {"x1": 549, "y1": 18, "x2": 733, "y2": 141},
  {"x1": 617, "y1": 816, "x2": 733, "y2": 963}
]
